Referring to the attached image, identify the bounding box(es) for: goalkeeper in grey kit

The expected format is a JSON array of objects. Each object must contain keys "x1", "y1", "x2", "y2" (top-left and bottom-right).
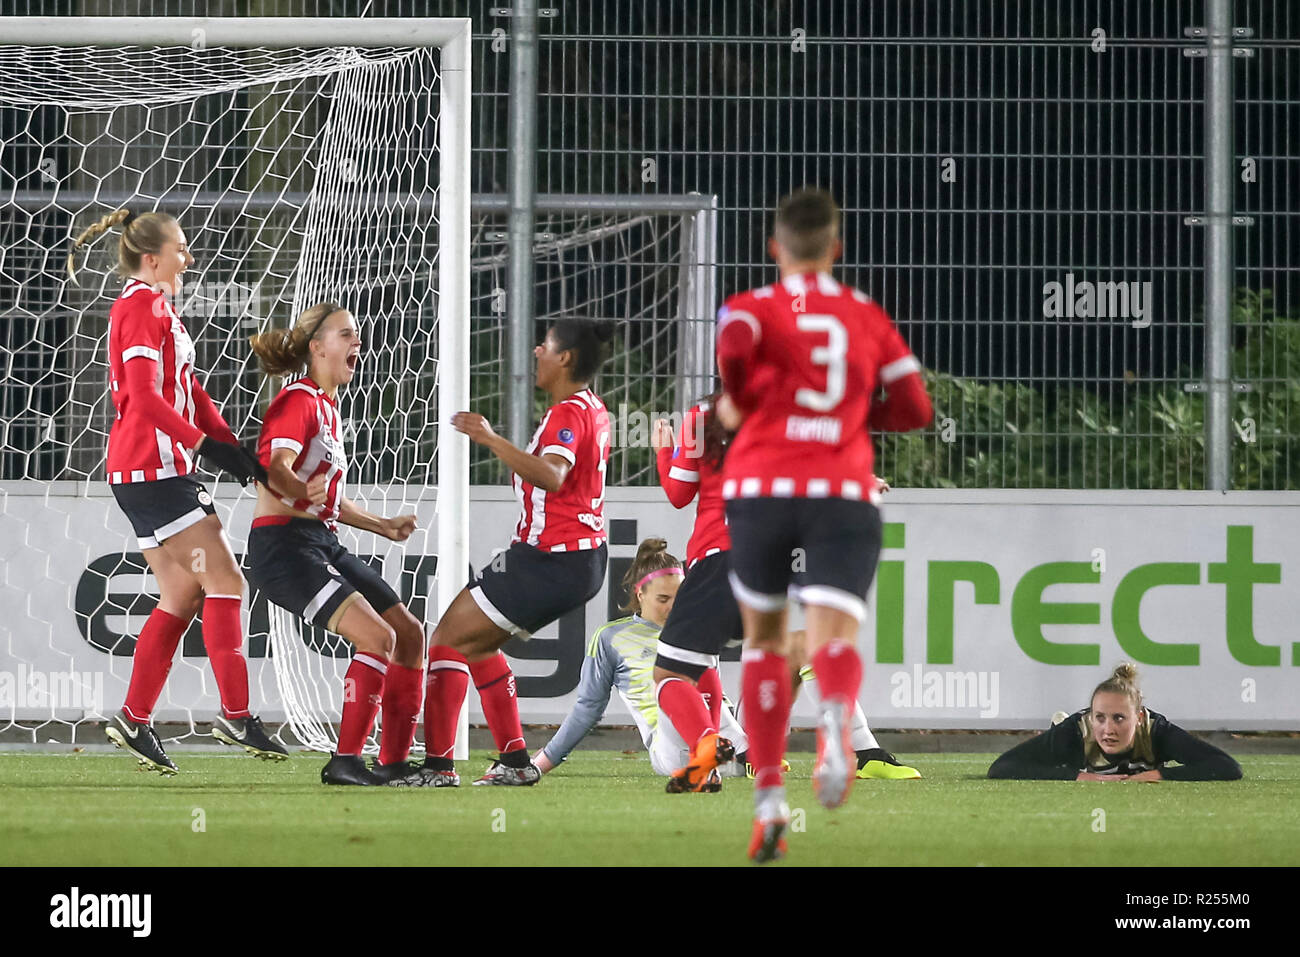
[{"x1": 534, "y1": 538, "x2": 747, "y2": 782}]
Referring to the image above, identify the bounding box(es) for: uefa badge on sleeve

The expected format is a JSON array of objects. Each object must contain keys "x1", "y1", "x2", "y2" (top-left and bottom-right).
[{"x1": 558, "y1": 428, "x2": 575, "y2": 444}]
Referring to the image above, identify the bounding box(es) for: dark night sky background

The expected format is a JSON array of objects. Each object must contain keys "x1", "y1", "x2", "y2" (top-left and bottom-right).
[{"x1": 3, "y1": 0, "x2": 1297, "y2": 447}]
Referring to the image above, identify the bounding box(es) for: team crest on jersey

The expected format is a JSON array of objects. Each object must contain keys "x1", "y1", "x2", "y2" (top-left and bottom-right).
[
  {"x1": 558, "y1": 428, "x2": 575, "y2": 444},
  {"x1": 197, "y1": 491, "x2": 212, "y2": 506}
]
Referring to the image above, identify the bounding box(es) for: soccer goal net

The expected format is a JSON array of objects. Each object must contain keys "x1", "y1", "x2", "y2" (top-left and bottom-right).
[
  {"x1": 0, "y1": 17, "x2": 717, "y2": 753},
  {"x1": 0, "y1": 17, "x2": 471, "y2": 751}
]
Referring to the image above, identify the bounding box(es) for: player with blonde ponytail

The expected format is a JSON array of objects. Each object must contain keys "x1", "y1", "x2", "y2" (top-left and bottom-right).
[
  {"x1": 74, "y1": 208, "x2": 284, "y2": 774},
  {"x1": 988, "y1": 662, "x2": 1242, "y2": 781}
]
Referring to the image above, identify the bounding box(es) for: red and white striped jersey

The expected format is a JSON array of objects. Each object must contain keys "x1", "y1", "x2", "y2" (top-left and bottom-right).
[
  {"x1": 257, "y1": 377, "x2": 347, "y2": 529},
  {"x1": 106, "y1": 278, "x2": 199, "y2": 483},
  {"x1": 512, "y1": 388, "x2": 611, "y2": 552},
  {"x1": 655, "y1": 401, "x2": 730, "y2": 566},
  {"x1": 716, "y1": 271, "x2": 927, "y2": 501}
]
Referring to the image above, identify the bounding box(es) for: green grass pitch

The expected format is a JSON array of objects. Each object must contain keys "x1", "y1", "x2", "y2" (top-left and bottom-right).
[{"x1": 2, "y1": 751, "x2": 1297, "y2": 866}]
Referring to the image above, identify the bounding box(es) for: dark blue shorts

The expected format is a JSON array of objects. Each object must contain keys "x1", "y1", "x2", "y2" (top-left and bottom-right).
[
  {"x1": 244, "y1": 518, "x2": 401, "y2": 632},
  {"x1": 469, "y1": 542, "x2": 607, "y2": 638},
  {"x1": 724, "y1": 497, "x2": 883, "y2": 623},
  {"x1": 111, "y1": 475, "x2": 216, "y2": 550},
  {"x1": 655, "y1": 550, "x2": 742, "y2": 679}
]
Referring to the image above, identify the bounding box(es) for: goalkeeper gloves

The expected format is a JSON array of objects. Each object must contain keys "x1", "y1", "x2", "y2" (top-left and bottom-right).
[{"x1": 194, "y1": 438, "x2": 268, "y2": 487}]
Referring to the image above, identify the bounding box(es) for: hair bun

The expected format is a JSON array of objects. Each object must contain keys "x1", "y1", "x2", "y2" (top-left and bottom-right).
[
  {"x1": 1112, "y1": 662, "x2": 1139, "y2": 685},
  {"x1": 634, "y1": 537, "x2": 668, "y2": 558}
]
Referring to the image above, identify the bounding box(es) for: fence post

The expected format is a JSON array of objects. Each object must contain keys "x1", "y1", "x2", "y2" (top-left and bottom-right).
[
  {"x1": 506, "y1": 0, "x2": 540, "y2": 449},
  {"x1": 1203, "y1": 0, "x2": 1234, "y2": 490},
  {"x1": 675, "y1": 195, "x2": 719, "y2": 413}
]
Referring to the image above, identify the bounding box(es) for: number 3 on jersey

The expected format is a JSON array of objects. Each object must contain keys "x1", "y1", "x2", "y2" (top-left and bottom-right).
[{"x1": 794, "y1": 313, "x2": 848, "y2": 412}]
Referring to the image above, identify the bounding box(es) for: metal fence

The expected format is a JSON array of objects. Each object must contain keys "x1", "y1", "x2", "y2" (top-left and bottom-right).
[{"x1": 1, "y1": 0, "x2": 1296, "y2": 489}]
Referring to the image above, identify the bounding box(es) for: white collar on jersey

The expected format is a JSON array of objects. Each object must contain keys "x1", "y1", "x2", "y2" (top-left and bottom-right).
[
  {"x1": 120, "y1": 277, "x2": 157, "y2": 299},
  {"x1": 780, "y1": 272, "x2": 841, "y2": 297}
]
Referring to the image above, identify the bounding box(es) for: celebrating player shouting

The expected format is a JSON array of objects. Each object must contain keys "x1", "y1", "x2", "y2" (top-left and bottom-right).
[
  {"x1": 715, "y1": 188, "x2": 933, "y2": 862},
  {"x1": 69, "y1": 208, "x2": 280, "y2": 774},
  {"x1": 245, "y1": 303, "x2": 424, "y2": 786},
  {"x1": 394, "y1": 319, "x2": 614, "y2": 788}
]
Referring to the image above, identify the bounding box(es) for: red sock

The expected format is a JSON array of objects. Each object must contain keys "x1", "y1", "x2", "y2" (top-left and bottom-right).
[
  {"x1": 202, "y1": 595, "x2": 249, "y2": 719},
  {"x1": 123, "y1": 608, "x2": 189, "y2": 723},
  {"x1": 656, "y1": 677, "x2": 715, "y2": 750},
  {"x1": 338, "y1": 652, "x2": 388, "y2": 755},
  {"x1": 697, "y1": 668, "x2": 725, "y2": 731},
  {"x1": 810, "y1": 638, "x2": 863, "y2": 708},
  {"x1": 741, "y1": 649, "x2": 791, "y2": 789},
  {"x1": 425, "y1": 645, "x2": 469, "y2": 760},
  {"x1": 470, "y1": 652, "x2": 525, "y2": 755},
  {"x1": 379, "y1": 662, "x2": 423, "y2": 765}
]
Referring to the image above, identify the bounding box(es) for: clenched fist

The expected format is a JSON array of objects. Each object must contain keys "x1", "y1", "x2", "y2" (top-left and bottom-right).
[
  {"x1": 652, "y1": 418, "x2": 676, "y2": 451},
  {"x1": 451, "y1": 412, "x2": 497, "y2": 446},
  {"x1": 306, "y1": 473, "x2": 330, "y2": 506},
  {"x1": 383, "y1": 514, "x2": 417, "y2": 542}
]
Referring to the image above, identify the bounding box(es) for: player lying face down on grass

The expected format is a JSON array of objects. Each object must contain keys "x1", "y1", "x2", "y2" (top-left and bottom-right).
[
  {"x1": 713, "y1": 186, "x2": 934, "y2": 862},
  {"x1": 649, "y1": 397, "x2": 920, "y2": 789},
  {"x1": 245, "y1": 303, "x2": 425, "y2": 786},
  {"x1": 987, "y1": 663, "x2": 1242, "y2": 781},
  {"x1": 532, "y1": 538, "x2": 748, "y2": 784},
  {"x1": 69, "y1": 208, "x2": 282, "y2": 775},
  {"x1": 391, "y1": 319, "x2": 615, "y2": 788}
]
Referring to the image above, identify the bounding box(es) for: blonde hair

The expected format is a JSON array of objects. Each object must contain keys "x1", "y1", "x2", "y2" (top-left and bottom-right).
[
  {"x1": 1091, "y1": 662, "x2": 1142, "y2": 710},
  {"x1": 66, "y1": 208, "x2": 178, "y2": 283},
  {"x1": 620, "y1": 537, "x2": 681, "y2": 614},
  {"x1": 248, "y1": 302, "x2": 346, "y2": 377}
]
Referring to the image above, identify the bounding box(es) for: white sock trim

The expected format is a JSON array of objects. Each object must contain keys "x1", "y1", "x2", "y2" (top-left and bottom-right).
[{"x1": 354, "y1": 653, "x2": 390, "y2": 676}]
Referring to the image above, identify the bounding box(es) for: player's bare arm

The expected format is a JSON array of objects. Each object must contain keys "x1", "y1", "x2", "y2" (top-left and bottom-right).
[
  {"x1": 452, "y1": 411, "x2": 572, "y2": 492},
  {"x1": 338, "y1": 497, "x2": 416, "y2": 542},
  {"x1": 264, "y1": 447, "x2": 315, "y2": 503}
]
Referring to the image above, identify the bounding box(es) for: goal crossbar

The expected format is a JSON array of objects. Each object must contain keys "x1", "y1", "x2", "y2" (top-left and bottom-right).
[{"x1": 0, "y1": 17, "x2": 470, "y2": 61}]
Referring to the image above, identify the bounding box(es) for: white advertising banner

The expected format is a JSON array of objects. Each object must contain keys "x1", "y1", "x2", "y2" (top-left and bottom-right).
[{"x1": 1, "y1": 483, "x2": 1297, "y2": 731}]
